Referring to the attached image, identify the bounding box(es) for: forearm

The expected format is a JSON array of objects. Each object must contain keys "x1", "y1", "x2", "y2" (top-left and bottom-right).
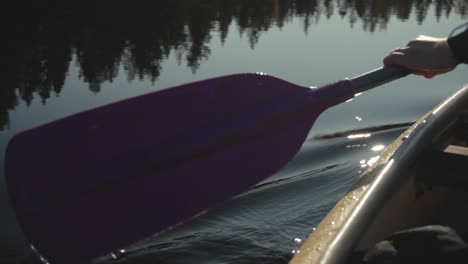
[{"x1": 448, "y1": 22, "x2": 468, "y2": 64}]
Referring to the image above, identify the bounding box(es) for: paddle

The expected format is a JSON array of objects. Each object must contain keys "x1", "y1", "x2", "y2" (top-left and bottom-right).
[{"x1": 5, "y1": 65, "x2": 410, "y2": 264}]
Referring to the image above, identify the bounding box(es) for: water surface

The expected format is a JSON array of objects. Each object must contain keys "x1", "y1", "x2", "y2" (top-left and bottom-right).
[{"x1": 1, "y1": 1, "x2": 467, "y2": 263}]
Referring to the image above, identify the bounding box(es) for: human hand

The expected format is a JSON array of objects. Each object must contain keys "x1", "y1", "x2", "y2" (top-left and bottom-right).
[{"x1": 384, "y1": 35, "x2": 460, "y2": 78}]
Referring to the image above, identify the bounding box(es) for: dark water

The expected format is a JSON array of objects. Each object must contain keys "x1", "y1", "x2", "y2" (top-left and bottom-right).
[{"x1": 1, "y1": 1, "x2": 467, "y2": 263}]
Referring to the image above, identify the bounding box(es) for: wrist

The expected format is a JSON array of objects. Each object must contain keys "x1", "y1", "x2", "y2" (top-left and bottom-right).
[
  {"x1": 447, "y1": 22, "x2": 468, "y2": 64},
  {"x1": 439, "y1": 38, "x2": 460, "y2": 68}
]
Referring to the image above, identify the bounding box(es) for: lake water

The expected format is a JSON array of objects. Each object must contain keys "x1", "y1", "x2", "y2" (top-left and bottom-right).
[{"x1": 1, "y1": 0, "x2": 467, "y2": 263}]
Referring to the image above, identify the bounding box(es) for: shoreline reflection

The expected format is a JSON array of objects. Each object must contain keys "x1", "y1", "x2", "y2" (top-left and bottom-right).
[{"x1": 1, "y1": 0, "x2": 466, "y2": 130}]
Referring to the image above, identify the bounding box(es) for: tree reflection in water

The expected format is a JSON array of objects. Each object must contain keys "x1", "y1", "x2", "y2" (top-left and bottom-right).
[{"x1": 0, "y1": 0, "x2": 466, "y2": 130}]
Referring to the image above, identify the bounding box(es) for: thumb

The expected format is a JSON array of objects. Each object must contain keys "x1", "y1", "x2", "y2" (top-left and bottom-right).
[{"x1": 383, "y1": 52, "x2": 408, "y2": 67}]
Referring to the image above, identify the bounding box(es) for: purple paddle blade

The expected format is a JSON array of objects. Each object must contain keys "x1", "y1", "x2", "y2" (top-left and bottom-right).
[{"x1": 5, "y1": 73, "x2": 353, "y2": 263}]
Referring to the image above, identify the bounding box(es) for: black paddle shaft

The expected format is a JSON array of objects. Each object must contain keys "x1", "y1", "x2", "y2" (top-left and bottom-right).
[{"x1": 350, "y1": 66, "x2": 412, "y2": 94}]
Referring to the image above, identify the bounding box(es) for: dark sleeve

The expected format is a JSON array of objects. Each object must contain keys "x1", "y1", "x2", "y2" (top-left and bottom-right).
[{"x1": 448, "y1": 22, "x2": 468, "y2": 64}]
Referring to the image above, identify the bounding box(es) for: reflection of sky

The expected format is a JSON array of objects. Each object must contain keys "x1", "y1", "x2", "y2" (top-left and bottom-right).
[
  {"x1": 2, "y1": 6, "x2": 466, "y2": 142},
  {"x1": 2, "y1": 8, "x2": 466, "y2": 133}
]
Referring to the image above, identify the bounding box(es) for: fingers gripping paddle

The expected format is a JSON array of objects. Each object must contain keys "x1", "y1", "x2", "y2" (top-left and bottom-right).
[{"x1": 5, "y1": 66, "x2": 410, "y2": 263}]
